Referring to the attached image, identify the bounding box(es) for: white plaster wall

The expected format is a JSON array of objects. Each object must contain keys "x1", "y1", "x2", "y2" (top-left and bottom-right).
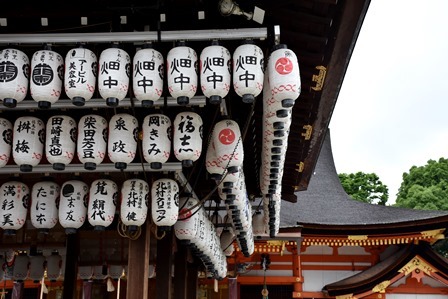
[
  {"x1": 302, "y1": 270, "x2": 360, "y2": 291},
  {"x1": 338, "y1": 246, "x2": 369, "y2": 255}
]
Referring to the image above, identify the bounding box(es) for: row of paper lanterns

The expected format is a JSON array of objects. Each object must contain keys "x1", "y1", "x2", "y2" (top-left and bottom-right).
[
  {"x1": 0, "y1": 112, "x2": 204, "y2": 172},
  {"x1": 0, "y1": 42, "x2": 299, "y2": 108},
  {"x1": 0, "y1": 178, "x2": 179, "y2": 234}
]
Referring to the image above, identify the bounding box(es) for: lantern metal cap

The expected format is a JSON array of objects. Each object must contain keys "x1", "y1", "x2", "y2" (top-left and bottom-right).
[
  {"x1": 38, "y1": 100, "x2": 52, "y2": 109},
  {"x1": 128, "y1": 225, "x2": 138, "y2": 233},
  {"x1": 242, "y1": 94, "x2": 254, "y2": 104},
  {"x1": 65, "y1": 228, "x2": 77, "y2": 235},
  {"x1": 84, "y1": 162, "x2": 97, "y2": 171},
  {"x1": 273, "y1": 122, "x2": 285, "y2": 130},
  {"x1": 209, "y1": 95, "x2": 222, "y2": 105},
  {"x1": 177, "y1": 96, "x2": 189, "y2": 106},
  {"x1": 39, "y1": 228, "x2": 50, "y2": 234},
  {"x1": 3, "y1": 229, "x2": 16, "y2": 236},
  {"x1": 210, "y1": 173, "x2": 223, "y2": 182},
  {"x1": 273, "y1": 139, "x2": 283, "y2": 146},
  {"x1": 282, "y1": 98, "x2": 295, "y2": 108},
  {"x1": 141, "y1": 99, "x2": 154, "y2": 108},
  {"x1": 272, "y1": 43, "x2": 288, "y2": 52},
  {"x1": 274, "y1": 130, "x2": 285, "y2": 138},
  {"x1": 271, "y1": 147, "x2": 281, "y2": 154},
  {"x1": 20, "y1": 164, "x2": 33, "y2": 172},
  {"x1": 150, "y1": 162, "x2": 162, "y2": 170},
  {"x1": 227, "y1": 166, "x2": 239, "y2": 174},
  {"x1": 182, "y1": 160, "x2": 193, "y2": 168},
  {"x1": 94, "y1": 225, "x2": 106, "y2": 231},
  {"x1": 115, "y1": 162, "x2": 127, "y2": 170},
  {"x1": 3, "y1": 98, "x2": 17, "y2": 108},
  {"x1": 223, "y1": 182, "x2": 233, "y2": 188},
  {"x1": 72, "y1": 96, "x2": 86, "y2": 106},
  {"x1": 52, "y1": 163, "x2": 66, "y2": 171},
  {"x1": 106, "y1": 97, "x2": 119, "y2": 107},
  {"x1": 276, "y1": 109, "x2": 289, "y2": 118}
]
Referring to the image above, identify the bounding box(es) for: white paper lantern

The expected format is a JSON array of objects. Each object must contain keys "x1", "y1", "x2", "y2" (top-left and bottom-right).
[
  {"x1": 212, "y1": 119, "x2": 244, "y2": 174},
  {"x1": 210, "y1": 212, "x2": 223, "y2": 237},
  {"x1": 151, "y1": 178, "x2": 179, "y2": 229},
  {"x1": 252, "y1": 210, "x2": 267, "y2": 237},
  {"x1": 0, "y1": 118, "x2": 12, "y2": 168},
  {"x1": 0, "y1": 49, "x2": 29, "y2": 108},
  {"x1": 133, "y1": 45, "x2": 164, "y2": 107},
  {"x1": 93, "y1": 265, "x2": 107, "y2": 280},
  {"x1": 59, "y1": 180, "x2": 88, "y2": 234},
  {"x1": 46, "y1": 252, "x2": 61, "y2": 281},
  {"x1": 65, "y1": 47, "x2": 97, "y2": 106},
  {"x1": 46, "y1": 115, "x2": 77, "y2": 171},
  {"x1": 29, "y1": 255, "x2": 45, "y2": 282},
  {"x1": 267, "y1": 45, "x2": 301, "y2": 108},
  {"x1": 0, "y1": 181, "x2": 29, "y2": 235},
  {"x1": 108, "y1": 265, "x2": 123, "y2": 280},
  {"x1": 77, "y1": 114, "x2": 108, "y2": 170},
  {"x1": 220, "y1": 230, "x2": 235, "y2": 256},
  {"x1": 142, "y1": 114, "x2": 171, "y2": 169},
  {"x1": 13, "y1": 116, "x2": 45, "y2": 172},
  {"x1": 205, "y1": 140, "x2": 224, "y2": 182},
  {"x1": 108, "y1": 113, "x2": 138, "y2": 170},
  {"x1": 120, "y1": 179, "x2": 149, "y2": 229},
  {"x1": 175, "y1": 197, "x2": 200, "y2": 242},
  {"x1": 78, "y1": 266, "x2": 93, "y2": 280},
  {"x1": 173, "y1": 112, "x2": 203, "y2": 167},
  {"x1": 98, "y1": 47, "x2": 130, "y2": 107},
  {"x1": 30, "y1": 181, "x2": 60, "y2": 233},
  {"x1": 13, "y1": 253, "x2": 28, "y2": 281},
  {"x1": 167, "y1": 44, "x2": 198, "y2": 105},
  {"x1": 30, "y1": 48, "x2": 64, "y2": 109},
  {"x1": 88, "y1": 179, "x2": 118, "y2": 230},
  {"x1": 233, "y1": 41, "x2": 264, "y2": 103},
  {"x1": 200, "y1": 43, "x2": 231, "y2": 104}
]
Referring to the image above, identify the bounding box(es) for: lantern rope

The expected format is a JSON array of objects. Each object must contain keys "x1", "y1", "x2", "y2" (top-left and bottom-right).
[{"x1": 117, "y1": 218, "x2": 142, "y2": 241}]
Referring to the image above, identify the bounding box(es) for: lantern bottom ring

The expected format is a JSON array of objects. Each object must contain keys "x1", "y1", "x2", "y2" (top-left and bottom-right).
[
  {"x1": 242, "y1": 94, "x2": 254, "y2": 103},
  {"x1": 106, "y1": 97, "x2": 119, "y2": 107},
  {"x1": 38, "y1": 100, "x2": 52, "y2": 109},
  {"x1": 282, "y1": 98, "x2": 295, "y2": 108},
  {"x1": 177, "y1": 96, "x2": 189, "y2": 106},
  {"x1": 150, "y1": 162, "x2": 162, "y2": 169},
  {"x1": 53, "y1": 162, "x2": 66, "y2": 171},
  {"x1": 84, "y1": 162, "x2": 97, "y2": 170},
  {"x1": 208, "y1": 95, "x2": 222, "y2": 105},
  {"x1": 181, "y1": 159, "x2": 193, "y2": 168},
  {"x1": 3, "y1": 98, "x2": 17, "y2": 108},
  {"x1": 72, "y1": 96, "x2": 86, "y2": 107},
  {"x1": 20, "y1": 164, "x2": 33, "y2": 172},
  {"x1": 115, "y1": 162, "x2": 127, "y2": 170},
  {"x1": 141, "y1": 100, "x2": 154, "y2": 108}
]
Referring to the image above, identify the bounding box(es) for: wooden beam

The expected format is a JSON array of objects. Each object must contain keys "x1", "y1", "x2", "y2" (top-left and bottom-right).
[
  {"x1": 126, "y1": 220, "x2": 151, "y2": 299},
  {"x1": 156, "y1": 229, "x2": 174, "y2": 299},
  {"x1": 62, "y1": 234, "x2": 78, "y2": 299},
  {"x1": 174, "y1": 243, "x2": 187, "y2": 299}
]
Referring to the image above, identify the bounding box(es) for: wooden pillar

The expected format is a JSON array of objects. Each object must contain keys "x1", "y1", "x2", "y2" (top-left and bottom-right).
[
  {"x1": 186, "y1": 256, "x2": 199, "y2": 298},
  {"x1": 62, "y1": 234, "x2": 78, "y2": 299},
  {"x1": 82, "y1": 281, "x2": 93, "y2": 299},
  {"x1": 292, "y1": 240, "x2": 303, "y2": 298},
  {"x1": 126, "y1": 219, "x2": 151, "y2": 299},
  {"x1": 228, "y1": 277, "x2": 238, "y2": 299},
  {"x1": 173, "y1": 243, "x2": 187, "y2": 299},
  {"x1": 156, "y1": 229, "x2": 174, "y2": 299}
]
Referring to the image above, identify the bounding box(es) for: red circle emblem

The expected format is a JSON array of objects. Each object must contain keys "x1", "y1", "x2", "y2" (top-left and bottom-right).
[
  {"x1": 275, "y1": 57, "x2": 293, "y2": 75},
  {"x1": 218, "y1": 128, "x2": 235, "y2": 145},
  {"x1": 179, "y1": 208, "x2": 192, "y2": 221}
]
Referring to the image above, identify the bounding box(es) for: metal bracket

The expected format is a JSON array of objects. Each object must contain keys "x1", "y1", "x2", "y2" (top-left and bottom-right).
[{"x1": 311, "y1": 65, "x2": 327, "y2": 91}]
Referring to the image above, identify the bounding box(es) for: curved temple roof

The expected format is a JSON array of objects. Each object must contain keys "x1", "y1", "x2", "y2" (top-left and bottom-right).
[{"x1": 280, "y1": 132, "x2": 448, "y2": 234}]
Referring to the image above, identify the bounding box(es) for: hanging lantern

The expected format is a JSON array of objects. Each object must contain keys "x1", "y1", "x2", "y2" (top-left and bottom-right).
[
  {"x1": 77, "y1": 114, "x2": 108, "y2": 170},
  {"x1": 13, "y1": 116, "x2": 45, "y2": 172},
  {"x1": 88, "y1": 179, "x2": 118, "y2": 230},
  {"x1": 93, "y1": 265, "x2": 108, "y2": 280},
  {"x1": 142, "y1": 114, "x2": 171, "y2": 169},
  {"x1": 30, "y1": 180, "x2": 60, "y2": 233},
  {"x1": 120, "y1": 179, "x2": 149, "y2": 230},
  {"x1": 45, "y1": 251, "x2": 61, "y2": 281},
  {"x1": 0, "y1": 118, "x2": 12, "y2": 168},
  {"x1": 108, "y1": 265, "x2": 123, "y2": 280},
  {"x1": 167, "y1": 43, "x2": 198, "y2": 105},
  {"x1": 173, "y1": 112, "x2": 203, "y2": 167},
  {"x1": 210, "y1": 212, "x2": 223, "y2": 237},
  {"x1": 200, "y1": 42, "x2": 231, "y2": 104},
  {"x1": 205, "y1": 140, "x2": 224, "y2": 182},
  {"x1": 212, "y1": 119, "x2": 244, "y2": 174},
  {"x1": 220, "y1": 229, "x2": 235, "y2": 256},
  {"x1": 133, "y1": 45, "x2": 164, "y2": 107},
  {"x1": 59, "y1": 180, "x2": 88, "y2": 234},
  {"x1": 151, "y1": 178, "x2": 179, "y2": 230},
  {"x1": 233, "y1": 41, "x2": 264, "y2": 103},
  {"x1": 0, "y1": 181, "x2": 29, "y2": 235},
  {"x1": 12, "y1": 253, "x2": 28, "y2": 282},
  {"x1": 30, "y1": 47, "x2": 64, "y2": 109},
  {"x1": 46, "y1": 115, "x2": 77, "y2": 171},
  {"x1": 78, "y1": 266, "x2": 93, "y2": 280},
  {"x1": 175, "y1": 196, "x2": 200, "y2": 242},
  {"x1": 28, "y1": 254, "x2": 45, "y2": 282},
  {"x1": 98, "y1": 46, "x2": 130, "y2": 107},
  {"x1": 267, "y1": 44, "x2": 301, "y2": 109},
  {"x1": 0, "y1": 49, "x2": 30, "y2": 108},
  {"x1": 107, "y1": 113, "x2": 138, "y2": 170},
  {"x1": 64, "y1": 47, "x2": 97, "y2": 106},
  {"x1": 252, "y1": 210, "x2": 267, "y2": 237}
]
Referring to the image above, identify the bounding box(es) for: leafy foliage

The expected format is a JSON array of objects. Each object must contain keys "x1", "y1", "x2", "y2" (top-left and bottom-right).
[
  {"x1": 395, "y1": 158, "x2": 448, "y2": 210},
  {"x1": 338, "y1": 172, "x2": 389, "y2": 205}
]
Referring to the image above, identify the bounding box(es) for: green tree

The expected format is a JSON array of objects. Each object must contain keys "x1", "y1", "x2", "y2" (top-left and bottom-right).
[
  {"x1": 338, "y1": 172, "x2": 389, "y2": 205},
  {"x1": 395, "y1": 158, "x2": 448, "y2": 210}
]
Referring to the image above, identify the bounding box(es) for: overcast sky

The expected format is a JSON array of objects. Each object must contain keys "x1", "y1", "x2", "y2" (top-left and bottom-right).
[{"x1": 329, "y1": 0, "x2": 448, "y2": 204}]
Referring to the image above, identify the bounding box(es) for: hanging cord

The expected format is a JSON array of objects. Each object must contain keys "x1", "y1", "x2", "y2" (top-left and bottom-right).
[{"x1": 117, "y1": 218, "x2": 142, "y2": 240}]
